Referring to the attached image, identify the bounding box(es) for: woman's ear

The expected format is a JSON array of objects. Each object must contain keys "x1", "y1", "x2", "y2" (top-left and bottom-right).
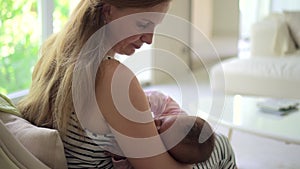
[{"x1": 102, "y1": 3, "x2": 112, "y2": 22}]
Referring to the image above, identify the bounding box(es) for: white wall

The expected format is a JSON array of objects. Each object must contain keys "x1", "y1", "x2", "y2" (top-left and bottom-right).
[
  {"x1": 152, "y1": 0, "x2": 192, "y2": 84},
  {"x1": 192, "y1": 0, "x2": 239, "y2": 38},
  {"x1": 192, "y1": 0, "x2": 213, "y2": 37},
  {"x1": 191, "y1": 0, "x2": 239, "y2": 68},
  {"x1": 152, "y1": 0, "x2": 242, "y2": 82},
  {"x1": 212, "y1": 0, "x2": 239, "y2": 37}
]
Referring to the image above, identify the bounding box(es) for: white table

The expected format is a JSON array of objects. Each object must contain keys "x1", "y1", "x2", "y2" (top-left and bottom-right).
[{"x1": 197, "y1": 95, "x2": 300, "y2": 145}]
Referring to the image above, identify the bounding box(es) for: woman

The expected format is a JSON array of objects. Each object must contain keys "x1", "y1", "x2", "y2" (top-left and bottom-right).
[
  {"x1": 18, "y1": 0, "x2": 236, "y2": 168},
  {"x1": 18, "y1": 0, "x2": 192, "y2": 168}
]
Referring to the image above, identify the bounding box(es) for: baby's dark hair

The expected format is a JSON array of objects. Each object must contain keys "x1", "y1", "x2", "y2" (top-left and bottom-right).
[{"x1": 169, "y1": 117, "x2": 215, "y2": 164}]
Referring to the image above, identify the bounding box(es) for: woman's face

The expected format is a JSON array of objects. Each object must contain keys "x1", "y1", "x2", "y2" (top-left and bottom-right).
[{"x1": 104, "y1": 2, "x2": 170, "y2": 55}]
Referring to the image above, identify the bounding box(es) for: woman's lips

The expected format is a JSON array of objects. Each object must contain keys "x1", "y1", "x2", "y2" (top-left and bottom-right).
[{"x1": 132, "y1": 44, "x2": 141, "y2": 49}]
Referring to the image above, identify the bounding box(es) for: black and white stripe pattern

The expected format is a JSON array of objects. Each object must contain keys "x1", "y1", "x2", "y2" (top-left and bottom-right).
[
  {"x1": 193, "y1": 134, "x2": 237, "y2": 169},
  {"x1": 62, "y1": 113, "x2": 114, "y2": 169}
]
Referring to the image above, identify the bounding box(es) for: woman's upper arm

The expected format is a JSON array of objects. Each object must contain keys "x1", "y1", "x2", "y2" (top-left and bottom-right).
[{"x1": 95, "y1": 60, "x2": 192, "y2": 169}]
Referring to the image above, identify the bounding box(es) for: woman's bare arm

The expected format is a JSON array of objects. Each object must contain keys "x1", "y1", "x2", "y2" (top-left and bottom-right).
[{"x1": 95, "y1": 59, "x2": 192, "y2": 169}]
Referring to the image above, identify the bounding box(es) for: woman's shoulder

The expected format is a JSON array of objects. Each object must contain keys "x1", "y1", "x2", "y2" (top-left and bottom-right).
[
  {"x1": 98, "y1": 57, "x2": 134, "y2": 79},
  {"x1": 96, "y1": 56, "x2": 148, "y2": 118},
  {"x1": 96, "y1": 56, "x2": 144, "y2": 99}
]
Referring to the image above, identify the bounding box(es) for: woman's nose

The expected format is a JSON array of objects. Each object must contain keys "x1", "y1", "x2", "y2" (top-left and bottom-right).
[{"x1": 140, "y1": 33, "x2": 153, "y2": 44}]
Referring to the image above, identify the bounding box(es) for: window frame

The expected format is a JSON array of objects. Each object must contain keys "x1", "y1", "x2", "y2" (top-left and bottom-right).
[{"x1": 38, "y1": 0, "x2": 54, "y2": 43}]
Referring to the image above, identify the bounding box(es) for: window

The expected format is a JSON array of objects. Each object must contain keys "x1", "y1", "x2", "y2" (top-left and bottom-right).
[
  {"x1": 0, "y1": 0, "x2": 77, "y2": 95},
  {"x1": 1, "y1": 0, "x2": 152, "y2": 96},
  {"x1": 239, "y1": 0, "x2": 300, "y2": 40},
  {"x1": 271, "y1": 0, "x2": 300, "y2": 12},
  {"x1": 238, "y1": 0, "x2": 300, "y2": 58},
  {"x1": 0, "y1": 0, "x2": 39, "y2": 94}
]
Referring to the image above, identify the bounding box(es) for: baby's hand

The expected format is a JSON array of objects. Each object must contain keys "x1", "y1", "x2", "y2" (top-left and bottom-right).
[{"x1": 154, "y1": 117, "x2": 162, "y2": 131}]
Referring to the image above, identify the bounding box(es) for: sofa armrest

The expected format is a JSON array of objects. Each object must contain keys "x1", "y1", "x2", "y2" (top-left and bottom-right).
[
  {"x1": 0, "y1": 120, "x2": 50, "y2": 169},
  {"x1": 0, "y1": 113, "x2": 68, "y2": 169}
]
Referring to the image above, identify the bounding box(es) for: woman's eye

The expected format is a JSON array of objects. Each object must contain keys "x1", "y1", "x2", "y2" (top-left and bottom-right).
[{"x1": 137, "y1": 22, "x2": 150, "y2": 29}]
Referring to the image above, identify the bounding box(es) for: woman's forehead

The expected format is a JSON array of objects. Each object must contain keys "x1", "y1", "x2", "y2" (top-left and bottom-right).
[{"x1": 113, "y1": 2, "x2": 170, "y2": 21}]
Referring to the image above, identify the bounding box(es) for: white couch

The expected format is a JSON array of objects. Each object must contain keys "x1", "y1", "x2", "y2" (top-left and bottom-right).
[{"x1": 210, "y1": 11, "x2": 300, "y2": 99}]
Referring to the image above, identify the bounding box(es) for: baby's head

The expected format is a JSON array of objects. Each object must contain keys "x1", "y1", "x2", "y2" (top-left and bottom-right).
[{"x1": 155, "y1": 115, "x2": 215, "y2": 164}]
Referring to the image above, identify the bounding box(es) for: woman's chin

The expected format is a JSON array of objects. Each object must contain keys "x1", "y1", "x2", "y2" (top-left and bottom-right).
[{"x1": 116, "y1": 46, "x2": 136, "y2": 56}]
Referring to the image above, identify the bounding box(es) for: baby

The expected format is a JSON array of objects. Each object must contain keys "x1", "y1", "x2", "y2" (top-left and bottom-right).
[{"x1": 111, "y1": 90, "x2": 215, "y2": 168}]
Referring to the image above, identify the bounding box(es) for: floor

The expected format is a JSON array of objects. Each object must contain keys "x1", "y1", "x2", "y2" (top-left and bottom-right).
[
  {"x1": 144, "y1": 68, "x2": 300, "y2": 169},
  {"x1": 228, "y1": 128, "x2": 300, "y2": 169}
]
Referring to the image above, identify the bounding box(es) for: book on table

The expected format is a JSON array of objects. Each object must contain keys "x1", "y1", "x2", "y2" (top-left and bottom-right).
[{"x1": 257, "y1": 98, "x2": 299, "y2": 116}]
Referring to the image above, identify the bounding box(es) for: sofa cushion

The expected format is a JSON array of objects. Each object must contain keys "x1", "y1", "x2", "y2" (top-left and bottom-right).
[
  {"x1": 284, "y1": 11, "x2": 300, "y2": 48},
  {"x1": 250, "y1": 13, "x2": 297, "y2": 57},
  {"x1": 0, "y1": 113, "x2": 68, "y2": 169}
]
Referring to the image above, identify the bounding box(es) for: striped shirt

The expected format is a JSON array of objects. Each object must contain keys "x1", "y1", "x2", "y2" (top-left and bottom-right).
[
  {"x1": 193, "y1": 134, "x2": 237, "y2": 169},
  {"x1": 62, "y1": 112, "x2": 114, "y2": 169}
]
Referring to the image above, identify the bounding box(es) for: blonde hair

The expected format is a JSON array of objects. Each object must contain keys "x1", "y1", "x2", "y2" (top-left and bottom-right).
[{"x1": 18, "y1": 0, "x2": 170, "y2": 134}]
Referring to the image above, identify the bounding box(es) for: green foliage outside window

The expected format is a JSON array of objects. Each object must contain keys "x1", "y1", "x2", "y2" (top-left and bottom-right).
[
  {"x1": 53, "y1": 0, "x2": 70, "y2": 33},
  {"x1": 0, "y1": 0, "x2": 70, "y2": 95},
  {"x1": 0, "y1": 0, "x2": 39, "y2": 94}
]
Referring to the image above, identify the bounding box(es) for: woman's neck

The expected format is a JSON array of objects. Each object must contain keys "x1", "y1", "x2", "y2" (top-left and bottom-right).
[{"x1": 106, "y1": 49, "x2": 116, "y2": 57}]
